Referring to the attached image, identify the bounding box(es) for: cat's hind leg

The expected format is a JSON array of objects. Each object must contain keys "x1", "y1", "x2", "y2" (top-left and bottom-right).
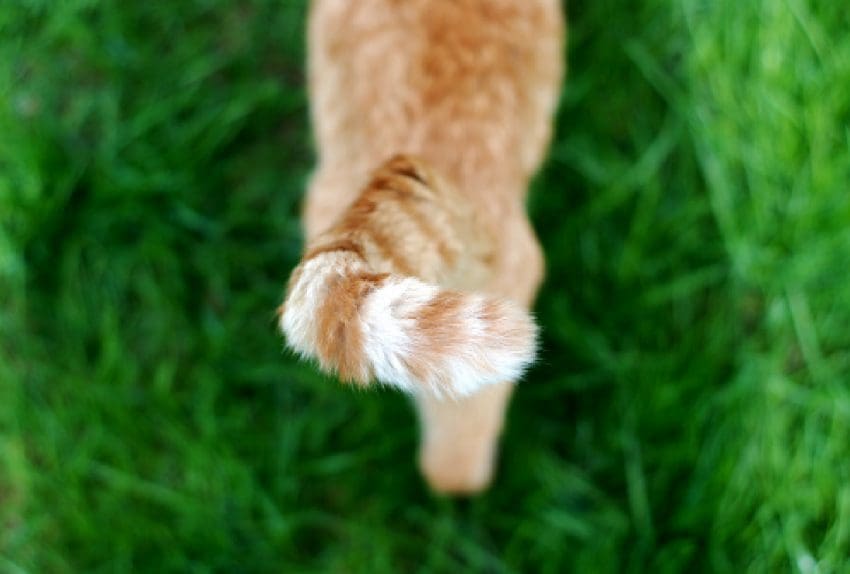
[
  {"x1": 415, "y1": 216, "x2": 544, "y2": 494},
  {"x1": 415, "y1": 382, "x2": 515, "y2": 494}
]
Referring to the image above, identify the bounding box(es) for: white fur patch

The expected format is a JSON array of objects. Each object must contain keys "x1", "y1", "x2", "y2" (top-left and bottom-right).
[
  {"x1": 360, "y1": 280, "x2": 537, "y2": 398},
  {"x1": 360, "y1": 277, "x2": 439, "y2": 392}
]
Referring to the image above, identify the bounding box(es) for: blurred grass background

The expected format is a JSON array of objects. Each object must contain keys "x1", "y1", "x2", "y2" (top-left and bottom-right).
[{"x1": 2, "y1": 0, "x2": 849, "y2": 571}]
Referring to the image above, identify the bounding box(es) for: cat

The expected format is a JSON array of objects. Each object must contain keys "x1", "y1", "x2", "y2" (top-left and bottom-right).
[{"x1": 280, "y1": 0, "x2": 564, "y2": 494}]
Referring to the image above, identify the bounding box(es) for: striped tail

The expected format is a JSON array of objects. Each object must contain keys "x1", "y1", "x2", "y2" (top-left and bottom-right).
[{"x1": 279, "y1": 156, "x2": 537, "y2": 398}]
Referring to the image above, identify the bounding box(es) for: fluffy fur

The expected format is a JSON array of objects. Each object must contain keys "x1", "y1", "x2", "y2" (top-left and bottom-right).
[
  {"x1": 280, "y1": 158, "x2": 538, "y2": 398},
  {"x1": 281, "y1": 0, "x2": 564, "y2": 493}
]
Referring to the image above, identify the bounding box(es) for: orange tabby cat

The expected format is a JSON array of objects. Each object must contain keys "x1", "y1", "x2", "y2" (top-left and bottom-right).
[{"x1": 280, "y1": 0, "x2": 564, "y2": 493}]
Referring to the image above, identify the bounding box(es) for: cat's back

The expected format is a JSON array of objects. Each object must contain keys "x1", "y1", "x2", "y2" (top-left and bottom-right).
[{"x1": 308, "y1": 0, "x2": 564, "y2": 204}]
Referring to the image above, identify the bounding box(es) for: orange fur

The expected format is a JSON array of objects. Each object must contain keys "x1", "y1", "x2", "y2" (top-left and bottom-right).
[{"x1": 281, "y1": 0, "x2": 565, "y2": 493}]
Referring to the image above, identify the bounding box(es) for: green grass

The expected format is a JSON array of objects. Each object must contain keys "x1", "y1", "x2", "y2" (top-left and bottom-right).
[{"x1": 2, "y1": 0, "x2": 849, "y2": 571}]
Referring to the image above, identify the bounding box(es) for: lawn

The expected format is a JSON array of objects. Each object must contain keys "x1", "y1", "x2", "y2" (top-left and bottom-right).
[{"x1": 2, "y1": 0, "x2": 849, "y2": 572}]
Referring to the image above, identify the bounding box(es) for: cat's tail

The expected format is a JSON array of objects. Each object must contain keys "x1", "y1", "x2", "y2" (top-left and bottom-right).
[{"x1": 278, "y1": 156, "x2": 537, "y2": 398}]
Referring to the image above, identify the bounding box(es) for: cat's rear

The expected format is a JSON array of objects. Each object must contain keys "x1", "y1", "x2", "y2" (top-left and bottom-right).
[{"x1": 281, "y1": 0, "x2": 564, "y2": 493}]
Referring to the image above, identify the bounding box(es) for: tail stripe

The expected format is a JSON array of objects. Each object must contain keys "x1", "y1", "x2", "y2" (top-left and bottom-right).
[{"x1": 315, "y1": 267, "x2": 388, "y2": 383}]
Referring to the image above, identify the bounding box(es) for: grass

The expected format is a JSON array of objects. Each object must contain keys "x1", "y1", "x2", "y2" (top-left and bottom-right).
[{"x1": 2, "y1": 0, "x2": 849, "y2": 571}]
